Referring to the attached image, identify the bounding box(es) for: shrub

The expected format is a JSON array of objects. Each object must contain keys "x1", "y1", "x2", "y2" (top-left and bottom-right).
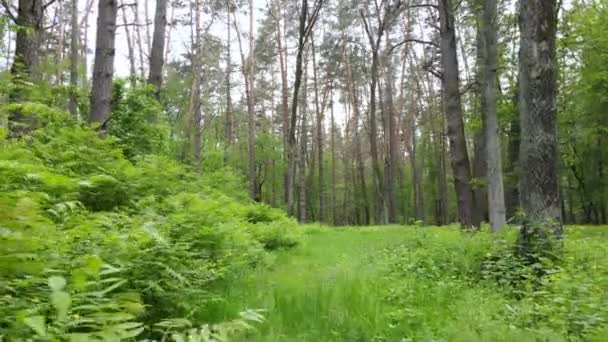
[{"x1": 0, "y1": 115, "x2": 299, "y2": 340}]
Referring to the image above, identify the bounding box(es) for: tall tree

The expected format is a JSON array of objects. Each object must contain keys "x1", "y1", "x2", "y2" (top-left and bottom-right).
[
  {"x1": 3, "y1": 0, "x2": 46, "y2": 135},
  {"x1": 438, "y1": 0, "x2": 477, "y2": 228},
  {"x1": 478, "y1": 0, "x2": 506, "y2": 232},
  {"x1": 247, "y1": 0, "x2": 256, "y2": 200},
  {"x1": 518, "y1": 0, "x2": 562, "y2": 253},
  {"x1": 287, "y1": 0, "x2": 323, "y2": 217},
  {"x1": 147, "y1": 0, "x2": 168, "y2": 97},
  {"x1": 68, "y1": 0, "x2": 79, "y2": 117},
  {"x1": 5, "y1": 0, "x2": 43, "y2": 80},
  {"x1": 190, "y1": 0, "x2": 202, "y2": 170},
  {"x1": 89, "y1": 0, "x2": 118, "y2": 125},
  {"x1": 224, "y1": 0, "x2": 233, "y2": 146}
]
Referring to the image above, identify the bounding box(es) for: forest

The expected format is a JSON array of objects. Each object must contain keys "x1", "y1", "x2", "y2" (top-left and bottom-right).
[{"x1": 1, "y1": 0, "x2": 607, "y2": 340}]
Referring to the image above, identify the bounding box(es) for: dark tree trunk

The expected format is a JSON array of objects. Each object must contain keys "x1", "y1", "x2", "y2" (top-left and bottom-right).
[
  {"x1": 369, "y1": 48, "x2": 385, "y2": 224},
  {"x1": 68, "y1": 0, "x2": 79, "y2": 118},
  {"x1": 505, "y1": 110, "x2": 521, "y2": 218},
  {"x1": 10, "y1": 0, "x2": 43, "y2": 80},
  {"x1": 147, "y1": 0, "x2": 168, "y2": 98},
  {"x1": 8, "y1": 0, "x2": 44, "y2": 135},
  {"x1": 383, "y1": 40, "x2": 398, "y2": 224},
  {"x1": 438, "y1": 0, "x2": 477, "y2": 228},
  {"x1": 89, "y1": 0, "x2": 118, "y2": 125},
  {"x1": 288, "y1": 0, "x2": 308, "y2": 215},
  {"x1": 297, "y1": 53, "x2": 309, "y2": 222},
  {"x1": 518, "y1": 0, "x2": 562, "y2": 254}
]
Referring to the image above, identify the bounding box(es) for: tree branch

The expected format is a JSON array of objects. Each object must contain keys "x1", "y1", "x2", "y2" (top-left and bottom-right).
[
  {"x1": 1, "y1": 0, "x2": 17, "y2": 22},
  {"x1": 42, "y1": 0, "x2": 59, "y2": 12},
  {"x1": 387, "y1": 37, "x2": 438, "y2": 54}
]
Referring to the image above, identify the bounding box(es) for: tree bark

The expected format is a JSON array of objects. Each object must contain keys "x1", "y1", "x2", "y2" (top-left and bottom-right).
[
  {"x1": 438, "y1": 0, "x2": 476, "y2": 228},
  {"x1": 518, "y1": 0, "x2": 562, "y2": 247},
  {"x1": 297, "y1": 52, "x2": 308, "y2": 222},
  {"x1": 382, "y1": 37, "x2": 398, "y2": 224},
  {"x1": 275, "y1": 4, "x2": 289, "y2": 204},
  {"x1": 330, "y1": 86, "x2": 337, "y2": 225},
  {"x1": 287, "y1": 0, "x2": 308, "y2": 216},
  {"x1": 147, "y1": 0, "x2": 168, "y2": 98},
  {"x1": 68, "y1": 0, "x2": 79, "y2": 118},
  {"x1": 89, "y1": 0, "x2": 117, "y2": 125},
  {"x1": 120, "y1": 5, "x2": 137, "y2": 87},
  {"x1": 133, "y1": 0, "x2": 145, "y2": 79},
  {"x1": 224, "y1": 0, "x2": 233, "y2": 145},
  {"x1": 190, "y1": 0, "x2": 202, "y2": 170},
  {"x1": 8, "y1": 0, "x2": 43, "y2": 135},
  {"x1": 247, "y1": 0, "x2": 257, "y2": 201},
  {"x1": 311, "y1": 36, "x2": 325, "y2": 223},
  {"x1": 479, "y1": 0, "x2": 506, "y2": 232},
  {"x1": 344, "y1": 46, "x2": 370, "y2": 225},
  {"x1": 10, "y1": 0, "x2": 43, "y2": 80}
]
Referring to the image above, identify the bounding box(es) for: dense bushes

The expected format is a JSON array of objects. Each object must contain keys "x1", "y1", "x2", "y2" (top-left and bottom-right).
[
  {"x1": 380, "y1": 226, "x2": 608, "y2": 340},
  {"x1": 0, "y1": 109, "x2": 300, "y2": 340}
]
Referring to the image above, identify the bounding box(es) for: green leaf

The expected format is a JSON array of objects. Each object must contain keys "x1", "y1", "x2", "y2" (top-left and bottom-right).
[
  {"x1": 23, "y1": 315, "x2": 46, "y2": 336},
  {"x1": 48, "y1": 275, "x2": 66, "y2": 291},
  {"x1": 51, "y1": 290, "x2": 71, "y2": 321}
]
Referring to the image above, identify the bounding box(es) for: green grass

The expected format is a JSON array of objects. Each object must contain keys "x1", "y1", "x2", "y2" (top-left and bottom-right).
[{"x1": 205, "y1": 225, "x2": 608, "y2": 341}]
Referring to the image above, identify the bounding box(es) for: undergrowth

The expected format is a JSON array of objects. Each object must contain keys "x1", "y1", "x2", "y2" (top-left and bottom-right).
[
  {"x1": 0, "y1": 99, "x2": 300, "y2": 340},
  {"x1": 208, "y1": 226, "x2": 608, "y2": 341}
]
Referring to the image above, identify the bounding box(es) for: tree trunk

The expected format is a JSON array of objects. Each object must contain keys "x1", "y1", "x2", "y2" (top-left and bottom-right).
[
  {"x1": 479, "y1": 0, "x2": 506, "y2": 232},
  {"x1": 438, "y1": 0, "x2": 476, "y2": 228},
  {"x1": 11, "y1": 0, "x2": 42, "y2": 80},
  {"x1": 276, "y1": 6, "x2": 290, "y2": 205},
  {"x1": 311, "y1": 36, "x2": 325, "y2": 223},
  {"x1": 472, "y1": 129, "x2": 488, "y2": 224},
  {"x1": 144, "y1": 0, "x2": 151, "y2": 48},
  {"x1": 247, "y1": 0, "x2": 256, "y2": 201},
  {"x1": 345, "y1": 46, "x2": 370, "y2": 225},
  {"x1": 369, "y1": 47, "x2": 385, "y2": 224},
  {"x1": 382, "y1": 38, "x2": 398, "y2": 224},
  {"x1": 472, "y1": 3, "x2": 488, "y2": 225},
  {"x1": 147, "y1": 0, "x2": 168, "y2": 98},
  {"x1": 190, "y1": 0, "x2": 202, "y2": 170},
  {"x1": 120, "y1": 6, "x2": 137, "y2": 87},
  {"x1": 164, "y1": 3, "x2": 174, "y2": 65},
  {"x1": 224, "y1": 0, "x2": 233, "y2": 146},
  {"x1": 68, "y1": 0, "x2": 79, "y2": 118},
  {"x1": 89, "y1": 0, "x2": 117, "y2": 125},
  {"x1": 133, "y1": 0, "x2": 145, "y2": 79},
  {"x1": 518, "y1": 0, "x2": 562, "y2": 254},
  {"x1": 297, "y1": 53, "x2": 308, "y2": 222},
  {"x1": 287, "y1": 1, "x2": 307, "y2": 216},
  {"x1": 8, "y1": 0, "x2": 43, "y2": 135},
  {"x1": 330, "y1": 86, "x2": 337, "y2": 225}
]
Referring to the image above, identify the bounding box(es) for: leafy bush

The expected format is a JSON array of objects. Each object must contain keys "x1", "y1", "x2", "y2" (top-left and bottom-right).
[
  {"x1": 379, "y1": 226, "x2": 608, "y2": 340},
  {"x1": 247, "y1": 219, "x2": 302, "y2": 251},
  {"x1": 0, "y1": 114, "x2": 299, "y2": 340}
]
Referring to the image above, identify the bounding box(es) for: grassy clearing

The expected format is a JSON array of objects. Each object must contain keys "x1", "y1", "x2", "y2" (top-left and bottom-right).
[{"x1": 207, "y1": 225, "x2": 608, "y2": 341}]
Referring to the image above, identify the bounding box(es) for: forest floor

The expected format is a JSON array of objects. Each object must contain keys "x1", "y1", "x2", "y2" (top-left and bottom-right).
[
  {"x1": 206, "y1": 226, "x2": 409, "y2": 341},
  {"x1": 205, "y1": 225, "x2": 608, "y2": 342}
]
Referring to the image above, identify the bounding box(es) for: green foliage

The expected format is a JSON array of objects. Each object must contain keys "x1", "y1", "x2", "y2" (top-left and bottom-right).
[
  {"x1": 0, "y1": 114, "x2": 299, "y2": 340},
  {"x1": 210, "y1": 226, "x2": 608, "y2": 341},
  {"x1": 109, "y1": 81, "x2": 172, "y2": 160}
]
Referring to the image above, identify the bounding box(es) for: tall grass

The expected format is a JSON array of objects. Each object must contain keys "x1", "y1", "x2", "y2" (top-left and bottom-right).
[{"x1": 208, "y1": 225, "x2": 608, "y2": 341}]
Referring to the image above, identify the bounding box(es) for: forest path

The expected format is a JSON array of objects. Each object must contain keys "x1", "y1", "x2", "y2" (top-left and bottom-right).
[{"x1": 208, "y1": 226, "x2": 413, "y2": 341}]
